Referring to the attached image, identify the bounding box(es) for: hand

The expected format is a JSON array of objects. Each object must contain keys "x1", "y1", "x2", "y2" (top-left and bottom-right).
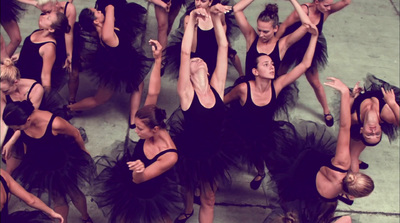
[
  {"x1": 190, "y1": 8, "x2": 208, "y2": 21},
  {"x1": 127, "y1": 160, "x2": 145, "y2": 173},
  {"x1": 63, "y1": 58, "x2": 72, "y2": 74},
  {"x1": 149, "y1": 39, "x2": 162, "y2": 60},
  {"x1": 49, "y1": 211, "x2": 64, "y2": 223},
  {"x1": 381, "y1": 87, "x2": 396, "y2": 105},
  {"x1": 210, "y1": 3, "x2": 232, "y2": 15},
  {"x1": 324, "y1": 77, "x2": 348, "y2": 94},
  {"x1": 1, "y1": 141, "x2": 14, "y2": 160},
  {"x1": 164, "y1": 0, "x2": 171, "y2": 13},
  {"x1": 350, "y1": 81, "x2": 363, "y2": 98},
  {"x1": 305, "y1": 23, "x2": 318, "y2": 36},
  {"x1": 11, "y1": 53, "x2": 19, "y2": 62}
]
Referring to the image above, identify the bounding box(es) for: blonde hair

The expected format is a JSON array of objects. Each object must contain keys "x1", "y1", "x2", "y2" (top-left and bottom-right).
[
  {"x1": 37, "y1": 0, "x2": 57, "y2": 6},
  {"x1": 343, "y1": 172, "x2": 374, "y2": 198},
  {"x1": 0, "y1": 58, "x2": 20, "y2": 83}
]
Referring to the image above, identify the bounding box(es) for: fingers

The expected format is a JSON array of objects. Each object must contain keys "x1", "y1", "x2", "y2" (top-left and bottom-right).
[
  {"x1": 127, "y1": 160, "x2": 145, "y2": 172},
  {"x1": 149, "y1": 39, "x2": 162, "y2": 51}
]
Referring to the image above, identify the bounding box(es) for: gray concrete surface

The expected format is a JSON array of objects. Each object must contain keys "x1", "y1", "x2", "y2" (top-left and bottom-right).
[{"x1": 1, "y1": 0, "x2": 399, "y2": 222}]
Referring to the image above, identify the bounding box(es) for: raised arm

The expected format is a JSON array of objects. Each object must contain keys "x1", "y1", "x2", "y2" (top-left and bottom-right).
[
  {"x1": 209, "y1": 4, "x2": 230, "y2": 98},
  {"x1": 63, "y1": 2, "x2": 77, "y2": 73},
  {"x1": 101, "y1": 5, "x2": 119, "y2": 47},
  {"x1": 232, "y1": 0, "x2": 256, "y2": 51},
  {"x1": 1, "y1": 169, "x2": 64, "y2": 223},
  {"x1": 278, "y1": 0, "x2": 312, "y2": 56},
  {"x1": 328, "y1": 0, "x2": 351, "y2": 15},
  {"x1": 324, "y1": 77, "x2": 351, "y2": 169},
  {"x1": 144, "y1": 40, "x2": 163, "y2": 106},
  {"x1": 28, "y1": 83, "x2": 44, "y2": 110},
  {"x1": 178, "y1": 8, "x2": 207, "y2": 108},
  {"x1": 381, "y1": 88, "x2": 400, "y2": 126},
  {"x1": 274, "y1": 24, "x2": 318, "y2": 93},
  {"x1": 39, "y1": 43, "x2": 56, "y2": 92}
]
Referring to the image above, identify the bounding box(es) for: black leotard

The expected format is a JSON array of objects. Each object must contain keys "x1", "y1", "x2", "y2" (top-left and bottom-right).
[
  {"x1": 5, "y1": 82, "x2": 39, "y2": 104},
  {"x1": 16, "y1": 30, "x2": 56, "y2": 83},
  {"x1": 191, "y1": 27, "x2": 218, "y2": 77},
  {"x1": 245, "y1": 36, "x2": 281, "y2": 78},
  {"x1": 351, "y1": 90, "x2": 386, "y2": 125}
]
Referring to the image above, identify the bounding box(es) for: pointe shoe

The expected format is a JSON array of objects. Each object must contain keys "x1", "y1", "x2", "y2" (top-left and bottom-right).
[
  {"x1": 250, "y1": 173, "x2": 266, "y2": 190},
  {"x1": 324, "y1": 113, "x2": 334, "y2": 127},
  {"x1": 174, "y1": 210, "x2": 194, "y2": 223}
]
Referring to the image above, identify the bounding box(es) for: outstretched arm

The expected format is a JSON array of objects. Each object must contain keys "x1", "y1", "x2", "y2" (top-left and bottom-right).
[
  {"x1": 39, "y1": 43, "x2": 56, "y2": 92},
  {"x1": 275, "y1": 24, "x2": 318, "y2": 93},
  {"x1": 1, "y1": 169, "x2": 64, "y2": 222},
  {"x1": 277, "y1": 0, "x2": 312, "y2": 56},
  {"x1": 209, "y1": 4, "x2": 230, "y2": 98},
  {"x1": 324, "y1": 77, "x2": 351, "y2": 170},
  {"x1": 144, "y1": 40, "x2": 163, "y2": 106},
  {"x1": 328, "y1": 0, "x2": 351, "y2": 15},
  {"x1": 178, "y1": 8, "x2": 207, "y2": 109},
  {"x1": 232, "y1": 0, "x2": 256, "y2": 51}
]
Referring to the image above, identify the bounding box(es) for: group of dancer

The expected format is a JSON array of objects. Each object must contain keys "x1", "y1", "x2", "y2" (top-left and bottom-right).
[{"x1": 1, "y1": 0, "x2": 399, "y2": 222}]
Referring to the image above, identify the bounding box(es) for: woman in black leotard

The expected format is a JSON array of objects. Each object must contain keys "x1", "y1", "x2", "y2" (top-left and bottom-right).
[
  {"x1": 38, "y1": 0, "x2": 77, "y2": 94},
  {"x1": 14, "y1": 11, "x2": 71, "y2": 92},
  {"x1": 1, "y1": 58, "x2": 67, "y2": 174},
  {"x1": 91, "y1": 40, "x2": 180, "y2": 223},
  {"x1": 67, "y1": 1, "x2": 150, "y2": 129},
  {"x1": 346, "y1": 75, "x2": 399, "y2": 172},
  {"x1": 2, "y1": 100, "x2": 94, "y2": 223},
  {"x1": 263, "y1": 77, "x2": 374, "y2": 222},
  {"x1": 1, "y1": 169, "x2": 64, "y2": 223},
  {"x1": 277, "y1": 0, "x2": 351, "y2": 127},
  {"x1": 233, "y1": 0, "x2": 311, "y2": 78},
  {"x1": 224, "y1": 23, "x2": 318, "y2": 190},
  {"x1": 172, "y1": 5, "x2": 231, "y2": 223}
]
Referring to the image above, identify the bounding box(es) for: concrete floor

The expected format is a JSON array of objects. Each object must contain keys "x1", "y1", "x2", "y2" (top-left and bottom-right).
[{"x1": 1, "y1": 0, "x2": 399, "y2": 222}]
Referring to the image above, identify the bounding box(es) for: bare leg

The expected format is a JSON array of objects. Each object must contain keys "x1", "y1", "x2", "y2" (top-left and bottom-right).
[
  {"x1": 53, "y1": 196, "x2": 69, "y2": 223},
  {"x1": 199, "y1": 182, "x2": 216, "y2": 223},
  {"x1": 350, "y1": 138, "x2": 366, "y2": 173},
  {"x1": 305, "y1": 67, "x2": 331, "y2": 117},
  {"x1": 1, "y1": 35, "x2": 9, "y2": 63},
  {"x1": 129, "y1": 82, "x2": 144, "y2": 126},
  {"x1": 4, "y1": 156, "x2": 21, "y2": 175},
  {"x1": 2, "y1": 20, "x2": 22, "y2": 57},
  {"x1": 176, "y1": 187, "x2": 194, "y2": 221},
  {"x1": 167, "y1": 5, "x2": 181, "y2": 36},
  {"x1": 230, "y1": 53, "x2": 244, "y2": 77},
  {"x1": 155, "y1": 5, "x2": 169, "y2": 49},
  {"x1": 69, "y1": 187, "x2": 91, "y2": 221},
  {"x1": 68, "y1": 84, "x2": 114, "y2": 111},
  {"x1": 68, "y1": 64, "x2": 80, "y2": 103}
]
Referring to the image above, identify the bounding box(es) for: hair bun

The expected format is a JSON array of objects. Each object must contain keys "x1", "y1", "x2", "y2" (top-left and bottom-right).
[
  {"x1": 265, "y1": 3, "x2": 278, "y2": 16},
  {"x1": 2, "y1": 58, "x2": 14, "y2": 67},
  {"x1": 155, "y1": 108, "x2": 167, "y2": 121}
]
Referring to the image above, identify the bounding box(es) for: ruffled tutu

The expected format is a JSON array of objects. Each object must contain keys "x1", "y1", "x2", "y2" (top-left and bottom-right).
[
  {"x1": 264, "y1": 120, "x2": 339, "y2": 223},
  {"x1": 279, "y1": 21, "x2": 328, "y2": 74},
  {"x1": 167, "y1": 107, "x2": 240, "y2": 191},
  {"x1": 39, "y1": 89, "x2": 68, "y2": 119},
  {"x1": 91, "y1": 140, "x2": 181, "y2": 223},
  {"x1": 1, "y1": 0, "x2": 25, "y2": 23},
  {"x1": 80, "y1": 0, "x2": 152, "y2": 92},
  {"x1": 12, "y1": 135, "x2": 95, "y2": 205},
  {"x1": 163, "y1": 0, "x2": 240, "y2": 80}
]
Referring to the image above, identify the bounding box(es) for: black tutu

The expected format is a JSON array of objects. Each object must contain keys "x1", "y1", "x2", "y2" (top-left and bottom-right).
[
  {"x1": 163, "y1": 0, "x2": 240, "y2": 80},
  {"x1": 5, "y1": 210, "x2": 54, "y2": 223},
  {"x1": 72, "y1": 22, "x2": 99, "y2": 71},
  {"x1": 1, "y1": 0, "x2": 25, "y2": 23},
  {"x1": 264, "y1": 120, "x2": 339, "y2": 223},
  {"x1": 167, "y1": 107, "x2": 240, "y2": 192},
  {"x1": 280, "y1": 21, "x2": 328, "y2": 73},
  {"x1": 91, "y1": 139, "x2": 181, "y2": 223},
  {"x1": 12, "y1": 135, "x2": 95, "y2": 205},
  {"x1": 83, "y1": 1, "x2": 151, "y2": 92},
  {"x1": 39, "y1": 89, "x2": 68, "y2": 119}
]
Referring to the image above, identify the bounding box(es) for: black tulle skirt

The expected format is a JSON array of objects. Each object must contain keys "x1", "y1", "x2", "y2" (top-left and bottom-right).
[
  {"x1": 1, "y1": 0, "x2": 25, "y2": 23},
  {"x1": 167, "y1": 107, "x2": 240, "y2": 192},
  {"x1": 12, "y1": 135, "x2": 95, "y2": 205},
  {"x1": 91, "y1": 140, "x2": 181, "y2": 223}
]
